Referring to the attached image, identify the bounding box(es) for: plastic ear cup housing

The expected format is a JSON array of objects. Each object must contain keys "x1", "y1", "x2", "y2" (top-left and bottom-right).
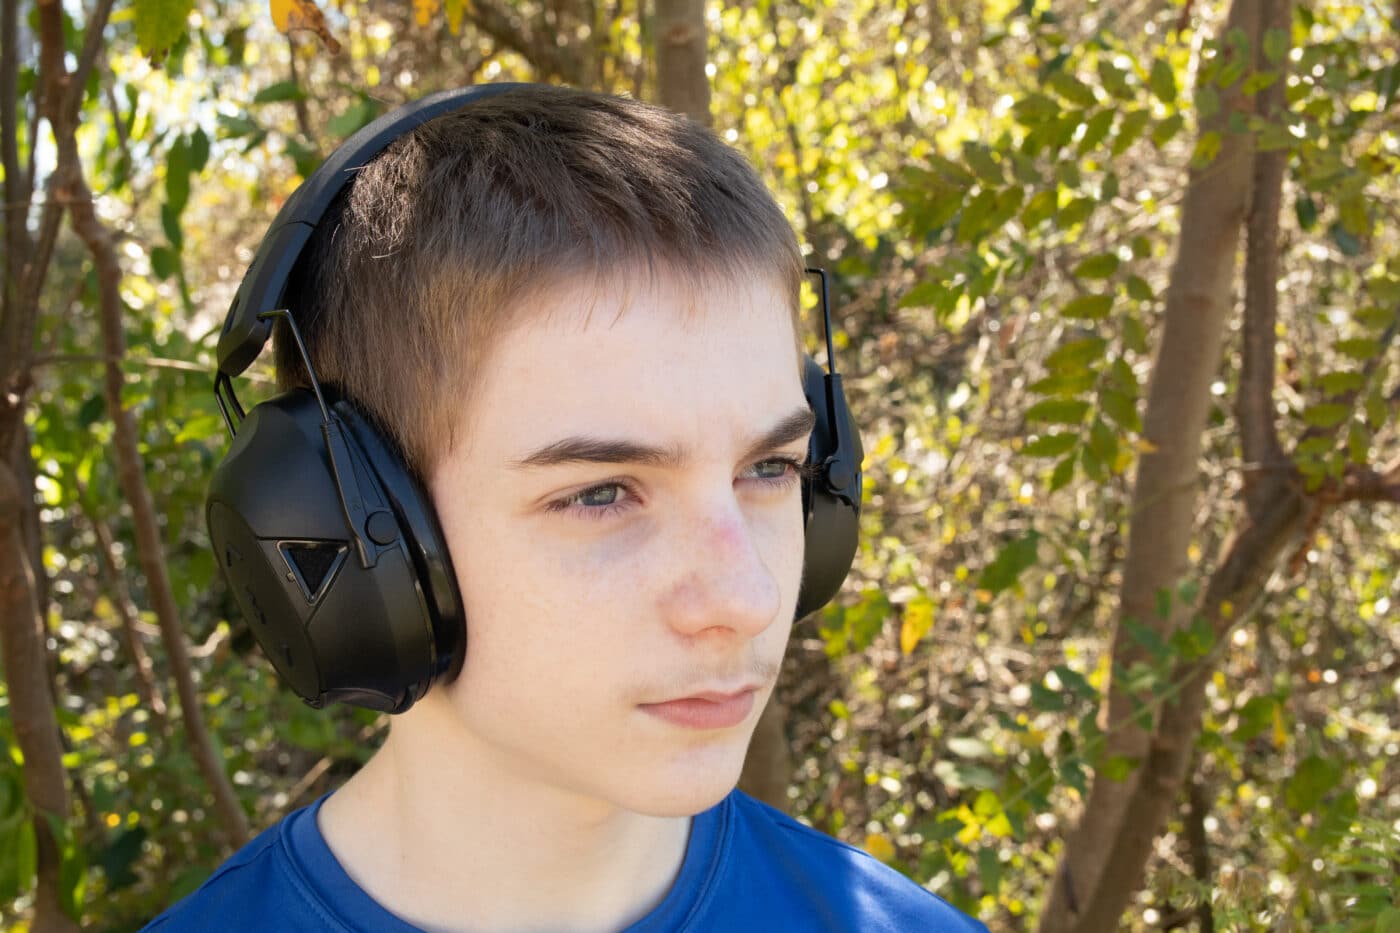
[
  {"x1": 206, "y1": 389, "x2": 463, "y2": 712},
  {"x1": 796, "y1": 355, "x2": 863, "y2": 619}
]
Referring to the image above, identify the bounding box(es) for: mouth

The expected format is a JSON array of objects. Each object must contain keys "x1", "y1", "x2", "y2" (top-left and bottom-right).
[{"x1": 638, "y1": 687, "x2": 759, "y2": 730}]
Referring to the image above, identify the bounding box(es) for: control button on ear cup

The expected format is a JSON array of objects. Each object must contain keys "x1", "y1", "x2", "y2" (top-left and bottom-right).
[
  {"x1": 364, "y1": 509, "x2": 399, "y2": 546},
  {"x1": 826, "y1": 459, "x2": 854, "y2": 492}
]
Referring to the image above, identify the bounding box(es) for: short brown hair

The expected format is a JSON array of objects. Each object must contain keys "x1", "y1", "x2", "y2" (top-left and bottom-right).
[{"x1": 276, "y1": 84, "x2": 804, "y2": 476}]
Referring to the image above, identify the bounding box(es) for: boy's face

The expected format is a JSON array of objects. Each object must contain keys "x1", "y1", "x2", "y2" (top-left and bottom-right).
[{"x1": 425, "y1": 270, "x2": 810, "y2": 817}]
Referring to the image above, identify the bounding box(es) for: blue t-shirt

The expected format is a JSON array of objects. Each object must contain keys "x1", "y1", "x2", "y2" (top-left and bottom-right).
[{"x1": 143, "y1": 789, "x2": 986, "y2": 931}]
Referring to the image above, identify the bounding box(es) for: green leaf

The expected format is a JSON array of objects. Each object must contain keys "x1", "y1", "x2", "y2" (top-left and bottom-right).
[
  {"x1": 1026, "y1": 399, "x2": 1091, "y2": 425},
  {"x1": 1049, "y1": 451, "x2": 1076, "y2": 490},
  {"x1": 164, "y1": 136, "x2": 191, "y2": 215},
  {"x1": 1077, "y1": 109, "x2": 1114, "y2": 154},
  {"x1": 327, "y1": 98, "x2": 380, "y2": 139},
  {"x1": 1125, "y1": 275, "x2": 1154, "y2": 302},
  {"x1": 1061, "y1": 294, "x2": 1114, "y2": 321},
  {"x1": 1072, "y1": 253, "x2": 1119, "y2": 280},
  {"x1": 133, "y1": 0, "x2": 195, "y2": 59},
  {"x1": 217, "y1": 113, "x2": 260, "y2": 140},
  {"x1": 1295, "y1": 194, "x2": 1318, "y2": 231},
  {"x1": 1241, "y1": 70, "x2": 1279, "y2": 95},
  {"x1": 962, "y1": 143, "x2": 1004, "y2": 185},
  {"x1": 1112, "y1": 110, "x2": 1151, "y2": 154},
  {"x1": 1100, "y1": 388, "x2": 1142, "y2": 432},
  {"x1": 956, "y1": 188, "x2": 999, "y2": 243},
  {"x1": 1058, "y1": 196, "x2": 1096, "y2": 229},
  {"x1": 161, "y1": 202, "x2": 183, "y2": 249},
  {"x1": 1050, "y1": 71, "x2": 1097, "y2": 107},
  {"x1": 1302, "y1": 402, "x2": 1349, "y2": 428},
  {"x1": 1021, "y1": 188, "x2": 1058, "y2": 227},
  {"x1": 1233, "y1": 696, "x2": 1276, "y2": 741},
  {"x1": 1335, "y1": 338, "x2": 1383, "y2": 361},
  {"x1": 1375, "y1": 907, "x2": 1400, "y2": 933},
  {"x1": 1096, "y1": 60, "x2": 1134, "y2": 100},
  {"x1": 1319, "y1": 371, "x2": 1365, "y2": 395},
  {"x1": 1149, "y1": 58, "x2": 1178, "y2": 104},
  {"x1": 977, "y1": 531, "x2": 1042, "y2": 595},
  {"x1": 1088, "y1": 418, "x2": 1118, "y2": 467},
  {"x1": 1340, "y1": 194, "x2": 1371, "y2": 238},
  {"x1": 1122, "y1": 618, "x2": 1170, "y2": 662},
  {"x1": 1099, "y1": 755, "x2": 1141, "y2": 781},
  {"x1": 253, "y1": 80, "x2": 307, "y2": 104},
  {"x1": 1152, "y1": 114, "x2": 1185, "y2": 148},
  {"x1": 77, "y1": 395, "x2": 106, "y2": 427},
  {"x1": 1285, "y1": 754, "x2": 1340, "y2": 812},
  {"x1": 1031, "y1": 371, "x2": 1098, "y2": 396},
  {"x1": 150, "y1": 245, "x2": 179, "y2": 280},
  {"x1": 1023, "y1": 433, "x2": 1078, "y2": 457},
  {"x1": 1190, "y1": 130, "x2": 1223, "y2": 169},
  {"x1": 1262, "y1": 27, "x2": 1289, "y2": 64},
  {"x1": 1045, "y1": 336, "x2": 1108, "y2": 371}
]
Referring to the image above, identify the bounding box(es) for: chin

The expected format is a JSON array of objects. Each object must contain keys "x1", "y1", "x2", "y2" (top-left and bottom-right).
[{"x1": 616, "y1": 746, "x2": 749, "y2": 818}]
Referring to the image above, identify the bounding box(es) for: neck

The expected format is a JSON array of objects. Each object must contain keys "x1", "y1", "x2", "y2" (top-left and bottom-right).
[{"x1": 318, "y1": 698, "x2": 693, "y2": 933}]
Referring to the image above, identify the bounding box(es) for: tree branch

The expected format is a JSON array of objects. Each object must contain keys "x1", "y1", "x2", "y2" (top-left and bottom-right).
[
  {"x1": 1238, "y1": 0, "x2": 1291, "y2": 512},
  {"x1": 38, "y1": 0, "x2": 250, "y2": 850}
]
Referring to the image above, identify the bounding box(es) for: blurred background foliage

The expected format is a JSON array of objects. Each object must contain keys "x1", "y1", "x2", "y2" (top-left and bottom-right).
[{"x1": 0, "y1": 0, "x2": 1397, "y2": 930}]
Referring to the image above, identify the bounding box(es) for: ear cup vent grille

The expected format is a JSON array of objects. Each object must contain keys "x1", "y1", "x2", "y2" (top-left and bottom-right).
[{"x1": 277, "y1": 540, "x2": 348, "y2": 604}]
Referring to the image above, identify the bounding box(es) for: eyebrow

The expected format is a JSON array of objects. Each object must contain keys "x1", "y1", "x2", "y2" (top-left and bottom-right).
[{"x1": 511, "y1": 406, "x2": 817, "y2": 470}]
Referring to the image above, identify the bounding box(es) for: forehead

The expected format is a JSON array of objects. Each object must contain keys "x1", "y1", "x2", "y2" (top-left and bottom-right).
[{"x1": 456, "y1": 270, "x2": 806, "y2": 461}]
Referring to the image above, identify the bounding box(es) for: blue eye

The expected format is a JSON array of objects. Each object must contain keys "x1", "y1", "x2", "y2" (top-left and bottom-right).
[{"x1": 547, "y1": 457, "x2": 808, "y2": 522}]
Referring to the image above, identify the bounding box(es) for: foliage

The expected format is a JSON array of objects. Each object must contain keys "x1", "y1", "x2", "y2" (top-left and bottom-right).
[{"x1": 1, "y1": 0, "x2": 1396, "y2": 930}]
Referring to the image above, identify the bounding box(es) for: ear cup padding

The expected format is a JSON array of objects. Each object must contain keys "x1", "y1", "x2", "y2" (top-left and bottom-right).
[
  {"x1": 206, "y1": 390, "x2": 457, "y2": 711},
  {"x1": 797, "y1": 355, "x2": 863, "y2": 619}
]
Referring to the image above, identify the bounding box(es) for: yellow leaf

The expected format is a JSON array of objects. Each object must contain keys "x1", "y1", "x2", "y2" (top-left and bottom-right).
[
  {"x1": 1133, "y1": 437, "x2": 1159, "y2": 454},
  {"x1": 899, "y1": 595, "x2": 935, "y2": 655},
  {"x1": 445, "y1": 0, "x2": 466, "y2": 34},
  {"x1": 1271, "y1": 703, "x2": 1287, "y2": 749},
  {"x1": 863, "y1": 832, "x2": 896, "y2": 862},
  {"x1": 414, "y1": 0, "x2": 439, "y2": 27}
]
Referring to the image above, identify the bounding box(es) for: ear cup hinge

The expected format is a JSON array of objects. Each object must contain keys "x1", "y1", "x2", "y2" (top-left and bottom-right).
[{"x1": 258, "y1": 308, "x2": 381, "y2": 569}]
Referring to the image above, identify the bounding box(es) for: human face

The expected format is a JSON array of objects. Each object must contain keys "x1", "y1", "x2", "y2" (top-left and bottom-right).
[{"x1": 426, "y1": 271, "x2": 811, "y2": 817}]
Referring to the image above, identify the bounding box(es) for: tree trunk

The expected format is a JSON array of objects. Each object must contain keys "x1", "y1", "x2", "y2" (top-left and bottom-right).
[
  {"x1": 1038, "y1": 0, "x2": 1272, "y2": 927},
  {"x1": 740, "y1": 694, "x2": 792, "y2": 808},
  {"x1": 0, "y1": 458, "x2": 79, "y2": 933},
  {"x1": 653, "y1": 0, "x2": 711, "y2": 126}
]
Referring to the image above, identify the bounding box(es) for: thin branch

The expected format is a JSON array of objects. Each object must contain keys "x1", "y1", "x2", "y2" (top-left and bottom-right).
[
  {"x1": 73, "y1": 479, "x2": 168, "y2": 731},
  {"x1": 40, "y1": 0, "x2": 251, "y2": 851}
]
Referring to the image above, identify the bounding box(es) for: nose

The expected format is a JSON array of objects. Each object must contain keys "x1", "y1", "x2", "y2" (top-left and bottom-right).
[{"x1": 658, "y1": 498, "x2": 783, "y2": 640}]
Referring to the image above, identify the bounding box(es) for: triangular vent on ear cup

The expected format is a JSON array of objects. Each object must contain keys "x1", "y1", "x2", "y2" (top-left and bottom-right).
[{"x1": 276, "y1": 540, "x2": 348, "y2": 605}]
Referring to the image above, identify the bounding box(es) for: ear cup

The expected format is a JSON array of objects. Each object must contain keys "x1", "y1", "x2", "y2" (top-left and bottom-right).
[
  {"x1": 796, "y1": 356, "x2": 863, "y2": 618},
  {"x1": 334, "y1": 400, "x2": 465, "y2": 686},
  {"x1": 206, "y1": 389, "x2": 463, "y2": 712}
]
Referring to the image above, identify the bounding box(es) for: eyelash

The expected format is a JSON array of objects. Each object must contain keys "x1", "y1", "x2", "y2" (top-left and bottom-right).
[{"x1": 545, "y1": 456, "x2": 816, "y2": 521}]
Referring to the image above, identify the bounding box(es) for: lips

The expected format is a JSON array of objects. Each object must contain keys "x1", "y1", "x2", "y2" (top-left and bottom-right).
[{"x1": 639, "y1": 688, "x2": 758, "y2": 730}]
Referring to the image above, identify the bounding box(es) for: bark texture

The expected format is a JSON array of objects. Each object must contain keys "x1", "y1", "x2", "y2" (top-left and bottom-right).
[
  {"x1": 653, "y1": 0, "x2": 712, "y2": 127},
  {"x1": 1038, "y1": 0, "x2": 1271, "y2": 927},
  {"x1": 0, "y1": 460, "x2": 78, "y2": 933},
  {"x1": 59, "y1": 123, "x2": 251, "y2": 849}
]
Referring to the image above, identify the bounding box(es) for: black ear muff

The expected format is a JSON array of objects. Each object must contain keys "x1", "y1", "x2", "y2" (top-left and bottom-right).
[
  {"x1": 206, "y1": 388, "x2": 463, "y2": 713},
  {"x1": 796, "y1": 356, "x2": 863, "y2": 619}
]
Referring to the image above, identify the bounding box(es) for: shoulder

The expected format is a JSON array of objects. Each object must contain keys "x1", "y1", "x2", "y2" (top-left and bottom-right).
[
  {"x1": 718, "y1": 790, "x2": 987, "y2": 932},
  {"x1": 140, "y1": 807, "x2": 344, "y2": 932}
]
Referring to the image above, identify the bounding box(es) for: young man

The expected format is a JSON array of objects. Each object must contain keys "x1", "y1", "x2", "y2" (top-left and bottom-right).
[{"x1": 149, "y1": 84, "x2": 985, "y2": 931}]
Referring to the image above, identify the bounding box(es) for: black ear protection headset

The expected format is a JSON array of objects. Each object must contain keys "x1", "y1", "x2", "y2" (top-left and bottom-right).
[{"x1": 206, "y1": 84, "x2": 864, "y2": 714}]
